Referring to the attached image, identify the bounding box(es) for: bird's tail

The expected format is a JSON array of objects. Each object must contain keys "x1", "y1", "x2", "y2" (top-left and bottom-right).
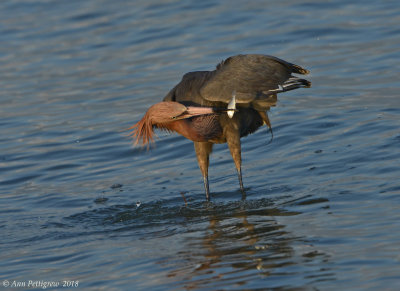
[
  {"x1": 270, "y1": 77, "x2": 311, "y2": 93},
  {"x1": 283, "y1": 77, "x2": 311, "y2": 92},
  {"x1": 291, "y1": 64, "x2": 310, "y2": 75}
]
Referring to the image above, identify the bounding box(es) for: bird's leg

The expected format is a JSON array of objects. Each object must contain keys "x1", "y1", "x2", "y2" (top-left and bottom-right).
[
  {"x1": 229, "y1": 139, "x2": 246, "y2": 199},
  {"x1": 221, "y1": 115, "x2": 246, "y2": 199},
  {"x1": 258, "y1": 111, "x2": 272, "y2": 130},
  {"x1": 194, "y1": 142, "x2": 213, "y2": 201}
]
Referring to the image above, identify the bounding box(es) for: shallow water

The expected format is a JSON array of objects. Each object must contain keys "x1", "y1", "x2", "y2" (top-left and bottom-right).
[{"x1": 1, "y1": 0, "x2": 400, "y2": 290}]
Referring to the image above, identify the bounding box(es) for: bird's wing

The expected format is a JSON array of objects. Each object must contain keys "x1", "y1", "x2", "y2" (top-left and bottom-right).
[{"x1": 199, "y1": 54, "x2": 309, "y2": 104}]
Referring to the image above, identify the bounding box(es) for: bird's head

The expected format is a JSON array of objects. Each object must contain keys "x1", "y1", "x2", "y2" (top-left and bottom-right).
[
  {"x1": 128, "y1": 102, "x2": 186, "y2": 147},
  {"x1": 147, "y1": 101, "x2": 189, "y2": 124},
  {"x1": 128, "y1": 101, "x2": 214, "y2": 147}
]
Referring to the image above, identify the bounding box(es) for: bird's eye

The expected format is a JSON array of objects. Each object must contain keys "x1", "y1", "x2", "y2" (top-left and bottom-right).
[{"x1": 171, "y1": 116, "x2": 177, "y2": 119}]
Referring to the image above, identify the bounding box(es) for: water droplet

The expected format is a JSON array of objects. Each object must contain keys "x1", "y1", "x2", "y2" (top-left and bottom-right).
[
  {"x1": 94, "y1": 197, "x2": 108, "y2": 204},
  {"x1": 111, "y1": 183, "x2": 123, "y2": 189}
]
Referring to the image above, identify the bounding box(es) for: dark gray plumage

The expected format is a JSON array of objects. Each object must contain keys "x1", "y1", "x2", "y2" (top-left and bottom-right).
[{"x1": 164, "y1": 54, "x2": 310, "y2": 110}]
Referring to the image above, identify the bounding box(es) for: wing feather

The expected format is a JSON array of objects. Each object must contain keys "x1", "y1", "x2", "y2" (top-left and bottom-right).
[
  {"x1": 163, "y1": 54, "x2": 310, "y2": 109},
  {"x1": 200, "y1": 54, "x2": 309, "y2": 103}
]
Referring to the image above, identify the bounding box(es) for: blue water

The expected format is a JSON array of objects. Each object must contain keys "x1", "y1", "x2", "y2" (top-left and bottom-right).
[{"x1": 1, "y1": 0, "x2": 400, "y2": 290}]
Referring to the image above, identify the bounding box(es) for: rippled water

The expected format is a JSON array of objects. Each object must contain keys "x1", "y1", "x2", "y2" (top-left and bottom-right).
[{"x1": 1, "y1": 0, "x2": 400, "y2": 290}]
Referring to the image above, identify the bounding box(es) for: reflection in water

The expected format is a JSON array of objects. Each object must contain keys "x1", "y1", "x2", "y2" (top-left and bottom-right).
[{"x1": 161, "y1": 201, "x2": 330, "y2": 289}]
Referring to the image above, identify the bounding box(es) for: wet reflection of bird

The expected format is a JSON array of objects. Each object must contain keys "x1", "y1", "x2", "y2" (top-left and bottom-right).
[
  {"x1": 129, "y1": 54, "x2": 311, "y2": 200},
  {"x1": 164, "y1": 203, "x2": 303, "y2": 287}
]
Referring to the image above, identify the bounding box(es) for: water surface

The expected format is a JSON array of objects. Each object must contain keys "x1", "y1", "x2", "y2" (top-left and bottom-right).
[{"x1": 1, "y1": 0, "x2": 400, "y2": 290}]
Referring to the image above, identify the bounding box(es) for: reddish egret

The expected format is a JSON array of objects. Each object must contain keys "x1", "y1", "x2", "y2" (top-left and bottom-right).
[{"x1": 129, "y1": 54, "x2": 311, "y2": 200}]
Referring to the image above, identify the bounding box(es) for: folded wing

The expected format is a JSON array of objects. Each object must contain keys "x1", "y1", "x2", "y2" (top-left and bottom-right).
[{"x1": 200, "y1": 54, "x2": 310, "y2": 104}]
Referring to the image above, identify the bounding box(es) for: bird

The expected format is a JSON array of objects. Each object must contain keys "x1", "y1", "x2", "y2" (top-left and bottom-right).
[{"x1": 129, "y1": 54, "x2": 311, "y2": 201}]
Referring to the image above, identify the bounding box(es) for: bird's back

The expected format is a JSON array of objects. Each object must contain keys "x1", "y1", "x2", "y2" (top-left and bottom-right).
[
  {"x1": 163, "y1": 54, "x2": 309, "y2": 110},
  {"x1": 163, "y1": 54, "x2": 310, "y2": 142}
]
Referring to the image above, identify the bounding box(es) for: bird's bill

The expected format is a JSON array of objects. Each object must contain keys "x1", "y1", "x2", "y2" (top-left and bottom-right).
[{"x1": 178, "y1": 106, "x2": 215, "y2": 119}]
